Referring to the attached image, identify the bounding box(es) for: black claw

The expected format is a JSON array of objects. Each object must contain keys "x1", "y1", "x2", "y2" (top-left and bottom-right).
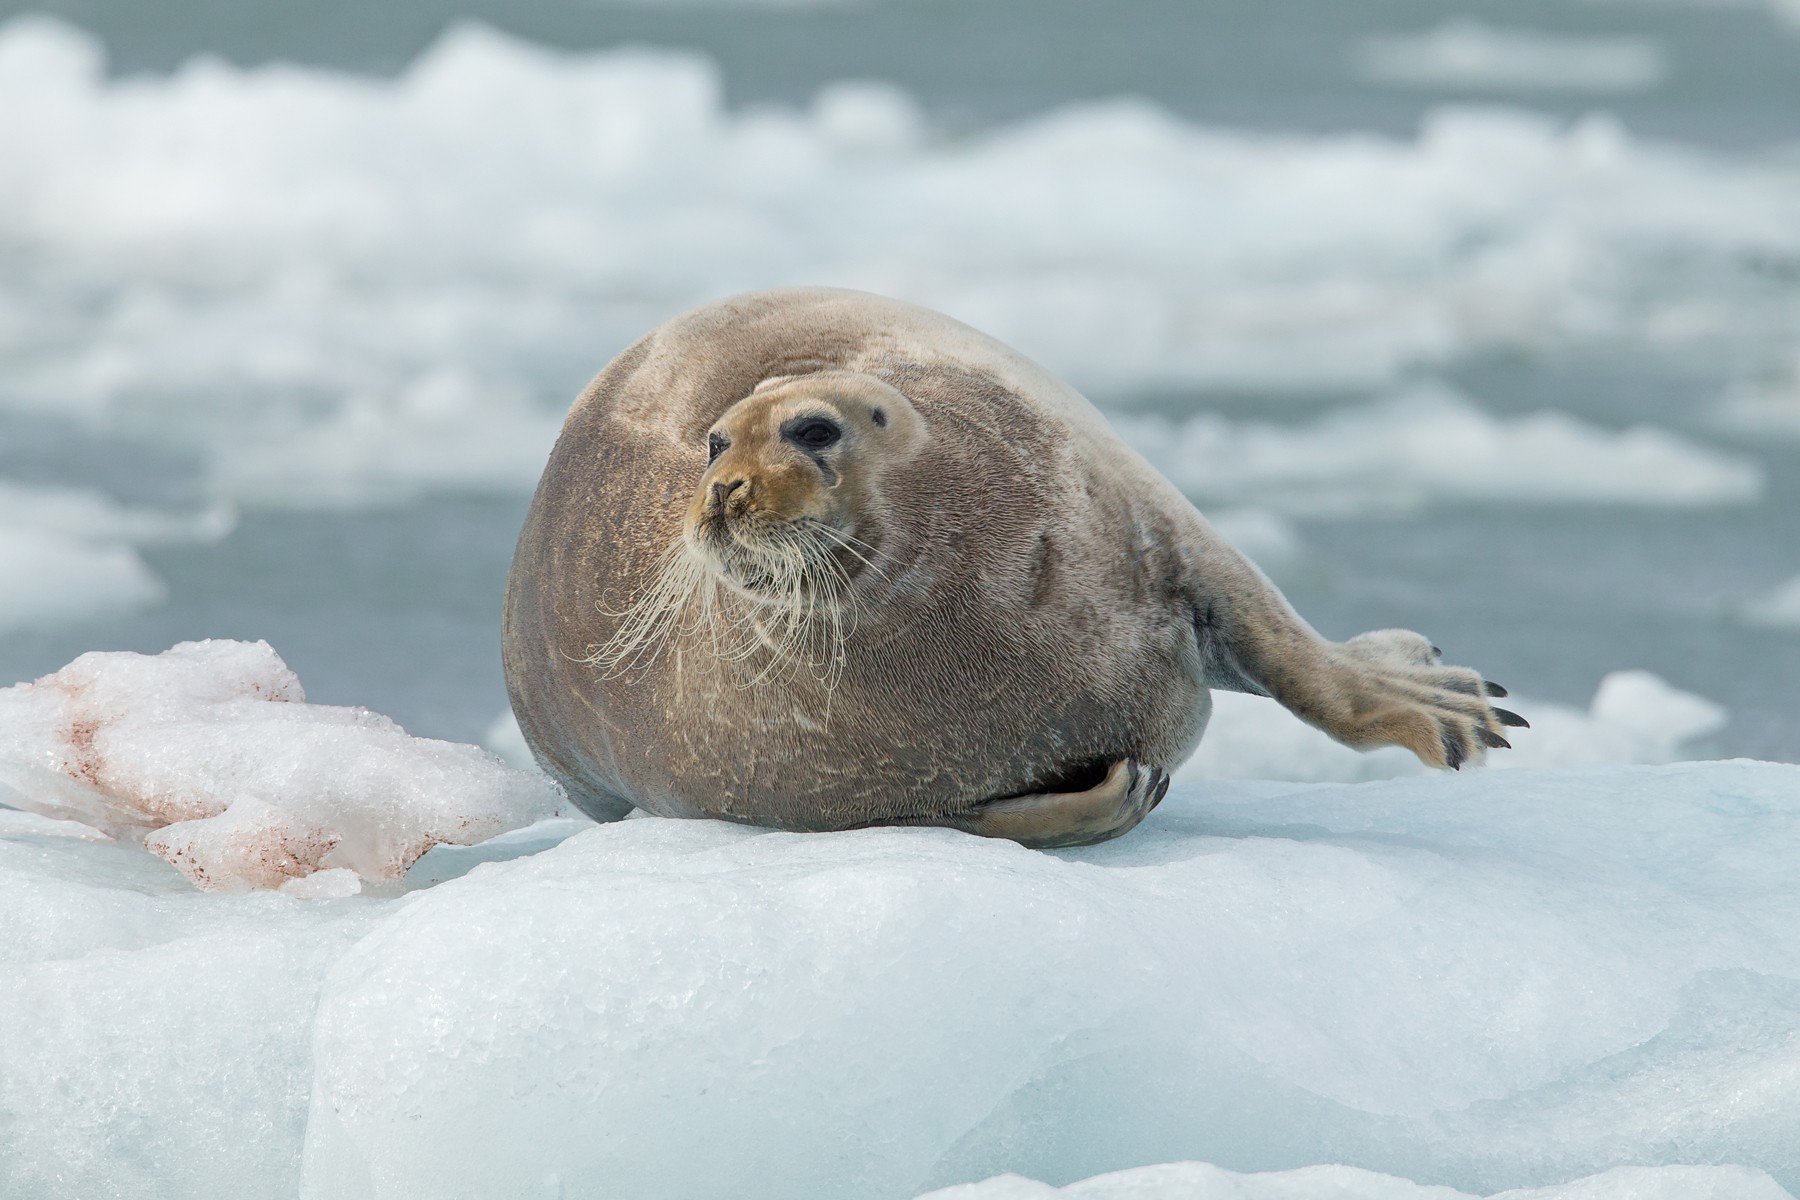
[
  {"x1": 1149, "y1": 771, "x2": 1171, "y2": 810},
  {"x1": 1430, "y1": 645, "x2": 1443, "y2": 659},
  {"x1": 1493, "y1": 708, "x2": 1529, "y2": 729},
  {"x1": 1442, "y1": 732, "x2": 1465, "y2": 771},
  {"x1": 1478, "y1": 728, "x2": 1512, "y2": 750},
  {"x1": 1485, "y1": 681, "x2": 1509, "y2": 698}
]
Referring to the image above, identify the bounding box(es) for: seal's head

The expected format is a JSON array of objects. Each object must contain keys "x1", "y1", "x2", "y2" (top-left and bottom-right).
[
  {"x1": 594, "y1": 369, "x2": 924, "y2": 682},
  {"x1": 684, "y1": 370, "x2": 924, "y2": 596}
]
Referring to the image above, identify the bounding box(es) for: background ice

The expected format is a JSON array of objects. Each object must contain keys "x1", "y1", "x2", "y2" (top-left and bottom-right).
[
  {"x1": 1116, "y1": 385, "x2": 1764, "y2": 516},
  {"x1": 0, "y1": 640, "x2": 563, "y2": 890},
  {"x1": 1, "y1": 8, "x2": 1797, "y2": 765},
  {"x1": 2, "y1": 17, "x2": 1798, "y2": 507},
  {"x1": 10, "y1": 760, "x2": 1796, "y2": 1198},
  {"x1": 0, "y1": 528, "x2": 166, "y2": 633},
  {"x1": 0, "y1": 480, "x2": 233, "y2": 632},
  {"x1": 1717, "y1": 354, "x2": 1800, "y2": 440},
  {"x1": 1182, "y1": 669, "x2": 1728, "y2": 784}
]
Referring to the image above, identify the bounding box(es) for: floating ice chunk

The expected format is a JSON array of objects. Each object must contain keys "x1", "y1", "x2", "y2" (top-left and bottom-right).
[
  {"x1": 0, "y1": 479, "x2": 234, "y2": 632},
  {"x1": 812, "y1": 81, "x2": 926, "y2": 154},
  {"x1": 918, "y1": 1162, "x2": 1793, "y2": 1200},
  {"x1": 1180, "y1": 669, "x2": 1726, "y2": 784},
  {"x1": 1352, "y1": 21, "x2": 1668, "y2": 94},
  {"x1": 0, "y1": 640, "x2": 564, "y2": 890},
  {"x1": 0, "y1": 480, "x2": 235, "y2": 545},
  {"x1": 1740, "y1": 575, "x2": 1800, "y2": 629},
  {"x1": 0, "y1": 528, "x2": 166, "y2": 633},
  {"x1": 0, "y1": 12, "x2": 100, "y2": 97},
  {"x1": 1116, "y1": 386, "x2": 1764, "y2": 515},
  {"x1": 206, "y1": 368, "x2": 564, "y2": 508}
]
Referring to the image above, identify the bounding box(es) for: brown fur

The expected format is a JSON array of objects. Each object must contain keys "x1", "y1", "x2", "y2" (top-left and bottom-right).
[{"x1": 503, "y1": 289, "x2": 1517, "y2": 840}]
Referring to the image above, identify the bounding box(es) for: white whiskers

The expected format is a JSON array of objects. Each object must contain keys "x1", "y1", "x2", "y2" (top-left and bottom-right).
[{"x1": 584, "y1": 519, "x2": 864, "y2": 691}]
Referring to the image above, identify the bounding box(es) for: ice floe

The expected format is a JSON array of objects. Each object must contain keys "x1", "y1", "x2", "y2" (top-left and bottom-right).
[
  {"x1": 6, "y1": 760, "x2": 1797, "y2": 1196},
  {"x1": 2, "y1": 17, "x2": 1798, "y2": 505},
  {"x1": 1351, "y1": 21, "x2": 1668, "y2": 94},
  {"x1": 0, "y1": 640, "x2": 564, "y2": 890},
  {"x1": 0, "y1": 634, "x2": 1793, "y2": 1197}
]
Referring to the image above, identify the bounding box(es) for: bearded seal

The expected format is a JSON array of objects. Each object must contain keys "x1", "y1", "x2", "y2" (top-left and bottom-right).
[{"x1": 502, "y1": 288, "x2": 1524, "y2": 847}]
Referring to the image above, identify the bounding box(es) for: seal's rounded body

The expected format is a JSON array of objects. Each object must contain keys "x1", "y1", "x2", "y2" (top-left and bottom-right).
[{"x1": 504, "y1": 289, "x2": 1521, "y2": 843}]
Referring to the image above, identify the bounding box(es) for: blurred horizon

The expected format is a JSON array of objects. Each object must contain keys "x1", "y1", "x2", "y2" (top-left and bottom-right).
[{"x1": 7, "y1": 0, "x2": 1800, "y2": 147}]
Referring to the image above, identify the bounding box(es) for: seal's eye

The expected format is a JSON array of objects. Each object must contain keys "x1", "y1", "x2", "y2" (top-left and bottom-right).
[
  {"x1": 707, "y1": 432, "x2": 729, "y2": 462},
  {"x1": 786, "y1": 418, "x2": 842, "y2": 451}
]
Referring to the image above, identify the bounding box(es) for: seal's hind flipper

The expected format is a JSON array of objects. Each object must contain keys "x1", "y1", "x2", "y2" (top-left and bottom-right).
[{"x1": 933, "y1": 758, "x2": 1169, "y2": 849}]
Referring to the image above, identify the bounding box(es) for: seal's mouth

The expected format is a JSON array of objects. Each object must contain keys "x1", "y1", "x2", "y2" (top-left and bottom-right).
[
  {"x1": 691, "y1": 513, "x2": 811, "y2": 598},
  {"x1": 591, "y1": 513, "x2": 868, "y2": 687}
]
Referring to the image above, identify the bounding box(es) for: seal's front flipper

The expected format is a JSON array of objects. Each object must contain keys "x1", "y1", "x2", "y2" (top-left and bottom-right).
[
  {"x1": 1319, "y1": 629, "x2": 1527, "y2": 769},
  {"x1": 948, "y1": 759, "x2": 1170, "y2": 849}
]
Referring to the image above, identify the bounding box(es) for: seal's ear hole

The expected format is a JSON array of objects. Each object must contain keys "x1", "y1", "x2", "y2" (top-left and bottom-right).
[
  {"x1": 707, "y1": 432, "x2": 729, "y2": 462},
  {"x1": 870, "y1": 407, "x2": 887, "y2": 428}
]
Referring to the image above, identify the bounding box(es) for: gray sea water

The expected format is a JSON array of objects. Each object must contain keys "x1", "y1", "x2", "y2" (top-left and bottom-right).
[{"x1": 1, "y1": 0, "x2": 1797, "y2": 762}]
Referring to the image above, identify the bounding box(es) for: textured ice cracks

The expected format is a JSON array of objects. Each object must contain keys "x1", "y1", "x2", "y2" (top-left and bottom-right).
[{"x1": 0, "y1": 640, "x2": 564, "y2": 891}]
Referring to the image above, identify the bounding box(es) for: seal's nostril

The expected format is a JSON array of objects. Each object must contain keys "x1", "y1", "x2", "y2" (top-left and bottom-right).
[{"x1": 710, "y1": 478, "x2": 745, "y2": 508}]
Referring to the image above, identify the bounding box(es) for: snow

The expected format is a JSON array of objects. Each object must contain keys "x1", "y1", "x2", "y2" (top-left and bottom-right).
[
  {"x1": 0, "y1": 640, "x2": 564, "y2": 891},
  {"x1": 1351, "y1": 22, "x2": 1668, "y2": 94},
  {"x1": 1183, "y1": 669, "x2": 1728, "y2": 784},
  {"x1": 1117, "y1": 386, "x2": 1764, "y2": 516},
  {"x1": 0, "y1": 18, "x2": 1793, "y2": 506},
  {"x1": 920, "y1": 1162, "x2": 1793, "y2": 1200}
]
